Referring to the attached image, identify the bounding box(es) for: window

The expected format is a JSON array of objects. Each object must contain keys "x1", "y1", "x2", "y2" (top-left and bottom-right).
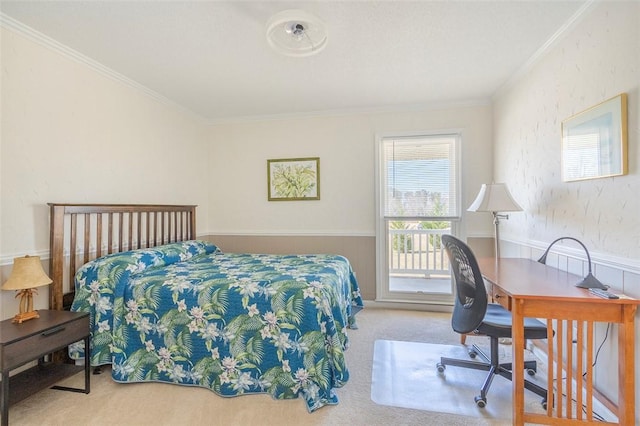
[{"x1": 376, "y1": 132, "x2": 461, "y2": 304}]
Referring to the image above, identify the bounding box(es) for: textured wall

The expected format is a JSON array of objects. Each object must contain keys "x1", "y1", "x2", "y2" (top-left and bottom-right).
[
  {"x1": 493, "y1": 2, "x2": 640, "y2": 413},
  {"x1": 493, "y1": 2, "x2": 639, "y2": 263}
]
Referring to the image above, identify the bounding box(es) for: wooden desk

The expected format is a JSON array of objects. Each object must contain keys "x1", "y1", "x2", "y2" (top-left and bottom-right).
[{"x1": 478, "y1": 258, "x2": 639, "y2": 425}]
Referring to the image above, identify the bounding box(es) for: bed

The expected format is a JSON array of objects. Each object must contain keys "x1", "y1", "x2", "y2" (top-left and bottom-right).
[{"x1": 48, "y1": 203, "x2": 363, "y2": 412}]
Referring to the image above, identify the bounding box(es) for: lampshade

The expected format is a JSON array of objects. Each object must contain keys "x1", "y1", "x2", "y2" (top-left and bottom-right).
[
  {"x1": 2, "y1": 255, "x2": 52, "y2": 290},
  {"x1": 467, "y1": 183, "x2": 523, "y2": 213},
  {"x1": 266, "y1": 9, "x2": 328, "y2": 57}
]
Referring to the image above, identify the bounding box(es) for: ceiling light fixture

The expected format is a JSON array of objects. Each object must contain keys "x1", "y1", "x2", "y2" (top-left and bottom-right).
[{"x1": 266, "y1": 9, "x2": 327, "y2": 57}]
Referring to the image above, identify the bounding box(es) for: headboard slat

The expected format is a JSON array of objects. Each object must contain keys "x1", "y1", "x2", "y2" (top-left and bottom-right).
[
  {"x1": 118, "y1": 212, "x2": 124, "y2": 252},
  {"x1": 96, "y1": 213, "x2": 103, "y2": 258},
  {"x1": 108, "y1": 213, "x2": 114, "y2": 255},
  {"x1": 128, "y1": 212, "x2": 134, "y2": 249},
  {"x1": 83, "y1": 213, "x2": 91, "y2": 265},
  {"x1": 48, "y1": 204, "x2": 197, "y2": 310},
  {"x1": 168, "y1": 212, "x2": 173, "y2": 243},
  {"x1": 152, "y1": 212, "x2": 157, "y2": 247},
  {"x1": 161, "y1": 213, "x2": 166, "y2": 245},
  {"x1": 182, "y1": 212, "x2": 186, "y2": 240}
]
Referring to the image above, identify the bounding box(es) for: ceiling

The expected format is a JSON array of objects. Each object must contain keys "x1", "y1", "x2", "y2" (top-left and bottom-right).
[{"x1": 1, "y1": 1, "x2": 589, "y2": 122}]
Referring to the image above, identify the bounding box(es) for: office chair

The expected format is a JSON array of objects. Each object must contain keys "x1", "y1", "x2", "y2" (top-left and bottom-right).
[{"x1": 436, "y1": 235, "x2": 548, "y2": 408}]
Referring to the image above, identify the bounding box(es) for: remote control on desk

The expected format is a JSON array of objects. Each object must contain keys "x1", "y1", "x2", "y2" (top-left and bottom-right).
[{"x1": 589, "y1": 288, "x2": 619, "y2": 299}]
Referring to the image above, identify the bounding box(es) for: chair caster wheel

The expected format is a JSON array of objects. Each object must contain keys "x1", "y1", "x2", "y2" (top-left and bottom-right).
[
  {"x1": 527, "y1": 368, "x2": 536, "y2": 376},
  {"x1": 436, "y1": 363, "x2": 445, "y2": 373},
  {"x1": 468, "y1": 350, "x2": 477, "y2": 359},
  {"x1": 474, "y1": 396, "x2": 486, "y2": 408},
  {"x1": 541, "y1": 399, "x2": 547, "y2": 410}
]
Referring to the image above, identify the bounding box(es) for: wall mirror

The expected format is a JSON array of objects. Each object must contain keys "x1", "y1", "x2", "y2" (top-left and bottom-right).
[{"x1": 561, "y1": 93, "x2": 628, "y2": 182}]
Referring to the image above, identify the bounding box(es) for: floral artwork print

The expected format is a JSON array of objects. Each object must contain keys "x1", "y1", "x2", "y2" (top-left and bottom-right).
[{"x1": 268, "y1": 158, "x2": 320, "y2": 200}]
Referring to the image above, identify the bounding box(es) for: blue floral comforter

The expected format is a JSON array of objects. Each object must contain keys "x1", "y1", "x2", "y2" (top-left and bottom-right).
[{"x1": 70, "y1": 240, "x2": 363, "y2": 412}]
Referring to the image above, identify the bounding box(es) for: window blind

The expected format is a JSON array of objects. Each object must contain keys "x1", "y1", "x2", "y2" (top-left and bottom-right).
[{"x1": 382, "y1": 134, "x2": 459, "y2": 219}]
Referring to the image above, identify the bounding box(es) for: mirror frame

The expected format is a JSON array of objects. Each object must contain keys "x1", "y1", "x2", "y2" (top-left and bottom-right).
[{"x1": 561, "y1": 93, "x2": 628, "y2": 182}]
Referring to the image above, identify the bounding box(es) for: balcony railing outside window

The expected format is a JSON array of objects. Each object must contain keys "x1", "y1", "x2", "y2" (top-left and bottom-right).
[{"x1": 389, "y1": 227, "x2": 450, "y2": 277}]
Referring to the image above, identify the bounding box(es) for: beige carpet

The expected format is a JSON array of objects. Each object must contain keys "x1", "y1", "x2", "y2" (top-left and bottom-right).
[
  {"x1": 371, "y1": 340, "x2": 547, "y2": 422},
  {"x1": 8, "y1": 309, "x2": 526, "y2": 426}
]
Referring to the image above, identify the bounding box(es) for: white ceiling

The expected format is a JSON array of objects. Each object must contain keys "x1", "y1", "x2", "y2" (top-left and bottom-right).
[{"x1": 1, "y1": 1, "x2": 589, "y2": 122}]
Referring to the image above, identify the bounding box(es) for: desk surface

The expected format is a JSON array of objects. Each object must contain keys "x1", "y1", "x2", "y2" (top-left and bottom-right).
[{"x1": 477, "y1": 257, "x2": 636, "y2": 304}]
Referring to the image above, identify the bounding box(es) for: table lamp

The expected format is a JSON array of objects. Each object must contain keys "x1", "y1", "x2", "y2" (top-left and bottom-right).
[
  {"x1": 2, "y1": 255, "x2": 52, "y2": 323},
  {"x1": 468, "y1": 183, "x2": 522, "y2": 258}
]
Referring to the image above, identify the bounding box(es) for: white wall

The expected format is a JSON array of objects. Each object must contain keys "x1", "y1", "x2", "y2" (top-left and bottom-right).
[
  {"x1": 0, "y1": 27, "x2": 210, "y2": 318},
  {"x1": 493, "y1": 2, "x2": 639, "y2": 265},
  {"x1": 493, "y1": 1, "x2": 640, "y2": 414},
  {"x1": 206, "y1": 105, "x2": 494, "y2": 238}
]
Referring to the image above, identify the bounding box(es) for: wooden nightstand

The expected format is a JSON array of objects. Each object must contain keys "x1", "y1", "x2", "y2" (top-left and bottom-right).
[{"x1": 0, "y1": 310, "x2": 90, "y2": 426}]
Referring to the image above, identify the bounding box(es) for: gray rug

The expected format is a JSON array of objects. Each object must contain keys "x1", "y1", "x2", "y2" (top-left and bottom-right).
[{"x1": 371, "y1": 340, "x2": 548, "y2": 422}]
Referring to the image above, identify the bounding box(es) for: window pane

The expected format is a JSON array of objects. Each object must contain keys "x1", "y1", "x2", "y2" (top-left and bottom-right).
[{"x1": 382, "y1": 134, "x2": 459, "y2": 218}]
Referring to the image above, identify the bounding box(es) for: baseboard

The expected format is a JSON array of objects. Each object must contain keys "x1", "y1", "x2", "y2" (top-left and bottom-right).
[{"x1": 363, "y1": 299, "x2": 453, "y2": 313}]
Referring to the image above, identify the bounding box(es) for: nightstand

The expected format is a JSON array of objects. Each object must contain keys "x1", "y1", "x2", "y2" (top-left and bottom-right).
[{"x1": 0, "y1": 310, "x2": 90, "y2": 426}]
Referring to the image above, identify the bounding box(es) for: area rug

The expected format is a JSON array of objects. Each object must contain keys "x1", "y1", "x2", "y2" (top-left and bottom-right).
[{"x1": 371, "y1": 339, "x2": 548, "y2": 421}]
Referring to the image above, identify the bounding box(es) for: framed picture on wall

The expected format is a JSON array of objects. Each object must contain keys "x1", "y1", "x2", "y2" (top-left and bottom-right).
[
  {"x1": 267, "y1": 157, "x2": 320, "y2": 201},
  {"x1": 561, "y1": 93, "x2": 628, "y2": 182}
]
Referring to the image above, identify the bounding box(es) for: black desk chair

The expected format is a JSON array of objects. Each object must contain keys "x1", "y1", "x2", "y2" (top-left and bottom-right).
[{"x1": 436, "y1": 234, "x2": 548, "y2": 408}]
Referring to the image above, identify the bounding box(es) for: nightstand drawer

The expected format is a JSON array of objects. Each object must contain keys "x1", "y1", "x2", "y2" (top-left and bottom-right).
[{"x1": 2, "y1": 316, "x2": 88, "y2": 369}]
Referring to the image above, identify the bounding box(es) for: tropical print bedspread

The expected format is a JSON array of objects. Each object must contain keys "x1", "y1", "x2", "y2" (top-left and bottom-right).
[{"x1": 70, "y1": 240, "x2": 363, "y2": 412}]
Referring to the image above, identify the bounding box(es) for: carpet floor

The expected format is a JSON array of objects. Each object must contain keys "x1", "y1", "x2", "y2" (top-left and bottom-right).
[{"x1": 8, "y1": 308, "x2": 540, "y2": 426}]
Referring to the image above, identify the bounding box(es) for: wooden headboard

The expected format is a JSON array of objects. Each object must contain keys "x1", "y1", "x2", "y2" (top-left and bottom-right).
[{"x1": 48, "y1": 204, "x2": 197, "y2": 310}]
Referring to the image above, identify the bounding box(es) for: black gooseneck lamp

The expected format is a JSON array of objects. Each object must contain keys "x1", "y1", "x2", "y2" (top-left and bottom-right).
[{"x1": 537, "y1": 237, "x2": 607, "y2": 290}]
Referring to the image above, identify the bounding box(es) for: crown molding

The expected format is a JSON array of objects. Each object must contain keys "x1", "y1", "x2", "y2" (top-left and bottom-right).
[{"x1": 493, "y1": 0, "x2": 598, "y2": 100}]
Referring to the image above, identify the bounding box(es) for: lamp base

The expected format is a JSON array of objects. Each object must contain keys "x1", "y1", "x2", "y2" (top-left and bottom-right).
[
  {"x1": 12, "y1": 310, "x2": 40, "y2": 324},
  {"x1": 575, "y1": 273, "x2": 607, "y2": 290}
]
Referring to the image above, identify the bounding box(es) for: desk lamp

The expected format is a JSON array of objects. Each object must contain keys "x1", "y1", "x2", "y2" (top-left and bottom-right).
[
  {"x1": 2, "y1": 255, "x2": 52, "y2": 323},
  {"x1": 537, "y1": 236, "x2": 607, "y2": 290},
  {"x1": 468, "y1": 183, "x2": 522, "y2": 258}
]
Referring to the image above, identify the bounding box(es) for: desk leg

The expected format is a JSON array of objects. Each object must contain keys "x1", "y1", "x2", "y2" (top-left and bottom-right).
[
  {"x1": 618, "y1": 305, "x2": 637, "y2": 425},
  {"x1": 512, "y1": 299, "x2": 525, "y2": 425}
]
